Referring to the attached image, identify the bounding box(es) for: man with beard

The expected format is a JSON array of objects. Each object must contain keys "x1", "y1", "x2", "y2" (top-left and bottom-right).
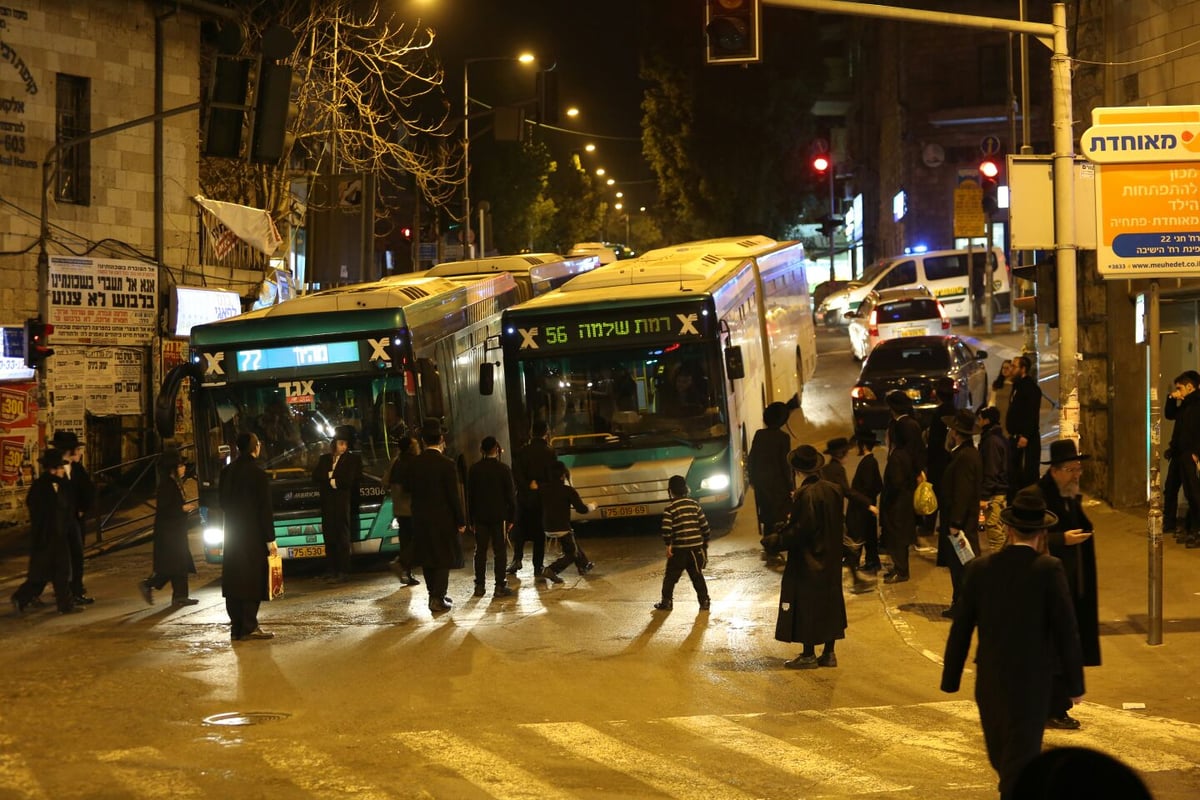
[
  {"x1": 1163, "y1": 371, "x2": 1200, "y2": 545},
  {"x1": 1038, "y1": 439, "x2": 1099, "y2": 730},
  {"x1": 937, "y1": 409, "x2": 982, "y2": 618},
  {"x1": 220, "y1": 433, "x2": 278, "y2": 641},
  {"x1": 1006, "y1": 355, "x2": 1042, "y2": 494}
]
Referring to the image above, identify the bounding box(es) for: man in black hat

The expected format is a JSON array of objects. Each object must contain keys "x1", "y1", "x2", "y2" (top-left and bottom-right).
[
  {"x1": 1006, "y1": 355, "x2": 1042, "y2": 494},
  {"x1": 847, "y1": 428, "x2": 883, "y2": 574},
  {"x1": 881, "y1": 391, "x2": 923, "y2": 583},
  {"x1": 466, "y1": 435, "x2": 517, "y2": 599},
  {"x1": 748, "y1": 402, "x2": 794, "y2": 545},
  {"x1": 1038, "y1": 438, "x2": 1099, "y2": 730},
  {"x1": 312, "y1": 425, "x2": 362, "y2": 582},
  {"x1": 406, "y1": 418, "x2": 466, "y2": 613},
  {"x1": 941, "y1": 484, "x2": 1085, "y2": 800},
  {"x1": 819, "y1": 436, "x2": 874, "y2": 594},
  {"x1": 937, "y1": 409, "x2": 982, "y2": 617},
  {"x1": 220, "y1": 433, "x2": 278, "y2": 641},
  {"x1": 775, "y1": 445, "x2": 847, "y2": 669},
  {"x1": 11, "y1": 449, "x2": 78, "y2": 614},
  {"x1": 52, "y1": 429, "x2": 94, "y2": 605},
  {"x1": 509, "y1": 419, "x2": 556, "y2": 578}
]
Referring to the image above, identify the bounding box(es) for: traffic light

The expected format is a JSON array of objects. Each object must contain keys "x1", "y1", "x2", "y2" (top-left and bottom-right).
[
  {"x1": 23, "y1": 317, "x2": 54, "y2": 369},
  {"x1": 812, "y1": 154, "x2": 831, "y2": 176},
  {"x1": 1011, "y1": 257, "x2": 1058, "y2": 328},
  {"x1": 536, "y1": 69, "x2": 559, "y2": 126},
  {"x1": 705, "y1": 0, "x2": 762, "y2": 65},
  {"x1": 818, "y1": 213, "x2": 844, "y2": 239},
  {"x1": 203, "y1": 55, "x2": 252, "y2": 159},
  {"x1": 979, "y1": 158, "x2": 1000, "y2": 215},
  {"x1": 250, "y1": 25, "x2": 300, "y2": 165}
]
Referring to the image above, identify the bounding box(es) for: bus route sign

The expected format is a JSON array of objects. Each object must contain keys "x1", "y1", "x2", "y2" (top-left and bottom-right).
[
  {"x1": 508, "y1": 302, "x2": 712, "y2": 352},
  {"x1": 1082, "y1": 105, "x2": 1200, "y2": 278}
]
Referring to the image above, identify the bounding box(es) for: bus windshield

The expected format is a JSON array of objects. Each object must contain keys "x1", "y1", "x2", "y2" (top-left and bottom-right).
[
  {"x1": 511, "y1": 343, "x2": 727, "y2": 453},
  {"x1": 193, "y1": 373, "x2": 420, "y2": 485}
]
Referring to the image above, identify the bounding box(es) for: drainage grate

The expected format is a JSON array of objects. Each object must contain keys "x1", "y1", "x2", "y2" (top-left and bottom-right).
[{"x1": 203, "y1": 711, "x2": 291, "y2": 727}]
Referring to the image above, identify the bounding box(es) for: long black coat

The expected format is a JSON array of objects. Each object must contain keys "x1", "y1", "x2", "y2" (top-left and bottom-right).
[
  {"x1": 941, "y1": 545, "x2": 1084, "y2": 794},
  {"x1": 846, "y1": 452, "x2": 882, "y2": 543},
  {"x1": 220, "y1": 454, "x2": 275, "y2": 601},
  {"x1": 774, "y1": 474, "x2": 847, "y2": 646},
  {"x1": 749, "y1": 426, "x2": 793, "y2": 529},
  {"x1": 25, "y1": 474, "x2": 72, "y2": 584},
  {"x1": 880, "y1": 447, "x2": 917, "y2": 551},
  {"x1": 312, "y1": 450, "x2": 362, "y2": 534},
  {"x1": 153, "y1": 475, "x2": 196, "y2": 577},
  {"x1": 936, "y1": 441, "x2": 982, "y2": 567},
  {"x1": 406, "y1": 447, "x2": 465, "y2": 569},
  {"x1": 1039, "y1": 471, "x2": 1101, "y2": 666},
  {"x1": 513, "y1": 438, "x2": 556, "y2": 508}
]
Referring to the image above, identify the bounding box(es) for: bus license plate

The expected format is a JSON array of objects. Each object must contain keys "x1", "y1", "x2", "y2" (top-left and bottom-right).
[
  {"x1": 289, "y1": 545, "x2": 326, "y2": 559},
  {"x1": 601, "y1": 504, "x2": 648, "y2": 519}
]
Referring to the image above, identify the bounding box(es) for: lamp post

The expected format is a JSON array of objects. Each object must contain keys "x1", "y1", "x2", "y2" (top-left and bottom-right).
[{"x1": 463, "y1": 53, "x2": 534, "y2": 259}]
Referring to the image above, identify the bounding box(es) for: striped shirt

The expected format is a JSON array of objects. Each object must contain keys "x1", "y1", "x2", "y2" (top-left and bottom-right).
[{"x1": 660, "y1": 497, "x2": 710, "y2": 549}]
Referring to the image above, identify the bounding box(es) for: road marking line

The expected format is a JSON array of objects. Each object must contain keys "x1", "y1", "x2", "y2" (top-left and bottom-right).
[
  {"x1": 804, "y1": 704, "x2": 984, "y2": 771},
  {"x1": 393, "y1": 730, "x2": 571, "y2": 800},
  {"x1": 259, "y1": 741, "x2": 393, "y2": 799},
  {"x1": 661, "y1": 713, "x2": 907, "y2": 794},
  {"x1": 0, "y1": 733, "x2": 48, "y2": 800},
  {"x1": 96, "y1": 747, "x2": 206, "y2": 799},
  {"x1": 525, "y1": 720, "x2": 757, "y2": 799}
]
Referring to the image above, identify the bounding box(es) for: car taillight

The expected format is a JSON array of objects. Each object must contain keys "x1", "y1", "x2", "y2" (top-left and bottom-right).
[
  {"x1": 868, "y1": 310, "x2": 879, "y2": 337},
  {"x1": 851, "y1": 386, "x2": 877, "y2": 401},
  {"x1": 938, "y1": 301, "x2": 950, "y2": 330}
]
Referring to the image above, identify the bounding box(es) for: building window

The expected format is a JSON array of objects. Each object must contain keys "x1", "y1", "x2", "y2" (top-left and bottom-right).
[
  {"x1": 55, "y1": 73, "x2": 90, "y2": 205},
  {"x1": 978, "y1": 44, "x2": 1006, "y2": 106}
]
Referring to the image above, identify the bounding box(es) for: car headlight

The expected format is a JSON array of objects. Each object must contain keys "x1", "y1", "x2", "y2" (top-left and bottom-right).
[
  {"x1": 700, "y1": 474, "x2": 730, "y2": 491},
  {"x1": 203, "y1": 527, "x2": 225, "y2": 546}
]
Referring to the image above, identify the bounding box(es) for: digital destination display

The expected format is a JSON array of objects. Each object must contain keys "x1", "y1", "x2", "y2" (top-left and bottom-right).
[
  {"x1": 508, "y1": 303, "x2": 712, "y2": 352},
  {"x1": 237, "y1": 341, "x2": 361, "y2": 373}
]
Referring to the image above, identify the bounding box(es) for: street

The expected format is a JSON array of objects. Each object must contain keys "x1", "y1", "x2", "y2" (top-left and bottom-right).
[{"x1": 2, "y1": 325, "x2": 1199, "y2": 800}]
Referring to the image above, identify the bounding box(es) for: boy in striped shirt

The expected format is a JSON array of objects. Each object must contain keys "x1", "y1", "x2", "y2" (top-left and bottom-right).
[{"x1": 654, "y1": 475, "x2": 711, "y2": 611}]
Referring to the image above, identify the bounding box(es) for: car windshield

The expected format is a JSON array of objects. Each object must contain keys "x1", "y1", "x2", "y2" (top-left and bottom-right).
[
  {"x1": 864, "y1": 342, "x2": 949, "y2": 373},
  {"x1": 859, "y1": 260, "x2": 894, "y2": 284},
  {"x1": 877, "y1": 299, "x2": 941, "y2": 323}
]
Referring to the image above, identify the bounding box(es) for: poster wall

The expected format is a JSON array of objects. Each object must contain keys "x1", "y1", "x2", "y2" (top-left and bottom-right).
[
  {"x1": 48, "y1": 256, "x2": 158, "y2": 344},
  {"x1": 0, "y1": 382, "x2": 38, "y2": 491}
]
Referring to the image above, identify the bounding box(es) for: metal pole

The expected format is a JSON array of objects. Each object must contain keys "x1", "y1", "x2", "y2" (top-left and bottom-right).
[
  {"x1": 1049, "y1": 3, "x2": 1080, "y2": 443},
  {"x1": 463, "y1": 61, "x2": 472, "y2": 259},
  {"x1": 985, "y1": 219, "x2": 994, "y2": 334},
  {"x1": 967, "y1": 239, "x2": 975, "y2": 331},
  {"x1": 828, "y1": 163, "x2": 836, "y2": 281},
  {"x1": 1148, "y1": 281, "x2": 1163, "y2": 645}
]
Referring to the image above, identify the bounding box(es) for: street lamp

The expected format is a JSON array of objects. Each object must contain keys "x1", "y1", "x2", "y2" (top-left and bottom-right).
[
  {"x1": 565, "y1": 107, "x2": 580, "y2": 118},
  {"x1": 463, "y1": 52, "x2": 535, "y2": 258},
  {"x1": 584, "y1": 143, "x2": 596, "y2": 153}
]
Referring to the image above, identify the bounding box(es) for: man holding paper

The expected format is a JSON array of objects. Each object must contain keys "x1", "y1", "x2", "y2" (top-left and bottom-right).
[{"x1": 937, "y1": 409, "x2": 982, "y2": 619}]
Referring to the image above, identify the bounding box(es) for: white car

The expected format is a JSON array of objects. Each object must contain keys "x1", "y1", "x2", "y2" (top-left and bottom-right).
[{"x1": 845, "y1": 286, "x2": 950, "y2": 361}]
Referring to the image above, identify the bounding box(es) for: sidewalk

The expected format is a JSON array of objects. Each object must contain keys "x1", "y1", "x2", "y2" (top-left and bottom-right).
[{"x1": 879, "y1": 497, "x2": 1200, "y2": 724}]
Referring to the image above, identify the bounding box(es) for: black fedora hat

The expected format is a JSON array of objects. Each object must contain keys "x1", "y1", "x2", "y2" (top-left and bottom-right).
[
  {"x1": 885, "y1": 390, "x2": 913, "y2": 414},
  {"x1": 1043, "y1": 439, "x2": 1091, "y2": 465},
  {"x1": 160, "y1": 449, "x2": 186, "y2": 470},
  {"x1": 823, "y1": 436, "x2": 851, "y2": 456},
  {"x1": 420, "y1": 417, "x2": 445, "y2": 441},
  {"x1": 942, "y1": 409, "x2": 983, "y2": 436},
  {"x1": 763, "y1": 401, "x2": 790, "y2": 429},
  {"x1": 38, "y1": 449, "x2": 65, "y2": 469},
  {"x1": 849, "y1": 427, "x2": 879, "y2": 447},
  {"x1": 51, "y1": 430, "x2": 81, "y2": 451},
  {"x1": 999, "y1": 485, "x2": 1059, "y2": 531},
  {"x1": 332, "y1": 424, "x2": 357, "y2": 444},
  {"x1": 789, "y1": 444, "x2": 825, "y2": 473}
]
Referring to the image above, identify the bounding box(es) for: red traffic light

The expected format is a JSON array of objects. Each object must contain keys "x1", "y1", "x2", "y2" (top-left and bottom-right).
[
  {"x1": 979, "y1": 159, "x2": 999, "y2": 179},
  {"x1": 23, "y1": 318, "x2": 54, "y2": 369},
  {"x1": 401, "y1": 227, "x2": 413, "y2": 240},
  {"x1": 812, "y1": 155, "x2": 831, "y2": 174}
]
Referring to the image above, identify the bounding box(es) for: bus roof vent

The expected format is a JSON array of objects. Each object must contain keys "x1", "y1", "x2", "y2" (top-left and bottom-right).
[{"x1": 398, "y1": 285, "x2": 430, "y2": 301}]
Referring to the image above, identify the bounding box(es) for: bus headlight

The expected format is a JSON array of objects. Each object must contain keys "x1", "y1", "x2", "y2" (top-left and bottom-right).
[
  {"x1": 203, "y1": 527, "x2": 225, "y2": 546},
  {"x1": 700, "y1": 474, "x2": 730, "y2": 491}
]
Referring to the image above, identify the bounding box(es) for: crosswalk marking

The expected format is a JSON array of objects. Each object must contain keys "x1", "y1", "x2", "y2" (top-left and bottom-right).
[
  {"x1": 803, "y1": 703, "x2": 984, "y2": 771},
  {"x1": 96, "y1": 747, "x2": 206, "y2": 799},
  {"x1": 661, "y1": 713, "x2": 908, "y2": 794},
  {"x1": 393, "y1": 730, "x2": 572, "y2": 800},
  {"x1": 259, "y1": 741, "x2": 393, "y2": 799},
  {"x1": 525, "y1": 720, "x2": 758, "y2": 799},
  {"x1": 0, "y1": 732, "x2": 48, "y2": 800}
]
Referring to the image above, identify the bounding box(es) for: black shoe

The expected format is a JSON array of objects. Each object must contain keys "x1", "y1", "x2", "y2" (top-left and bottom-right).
[
  {"x1": 11, "y1": 596, "x2": 25, "y2": 615},
  {"x1": 860, "y1": 562, "x2": 882, "y2": 574},
  {"x1": 542, "y1": 567, "x2": 564, "y2": 584},
  {"x1": 244, "y1": 627, "x2": 275, "y2": 640},
  {"x1": 73, "y1": 594, "x2": 95, "y2": 605},
  {"x1": 429, "y1": 600, "x2": 451, "y2": 613},
  {"x1": 941, "y1": 606, "x2": 957, "y2": 619},
  {"x1": 883, "y1": 573, "x2": 909, "y2": 584},
  {"x1": 698, "y1": 598, "x2": 711, "y2": 611},
  {"x1": 400, "y1": 572, "x2": 420, "y2": 586},
  {"x1": 473, "y1": 584, "x2": 486, "y2": 597},
  {"x1": 505, "y1": 561, "x2": 522, "y2": 575},
  {"x1": 138, "y1": 581, "x2": 153, "y2": 605},
  {"x1": 653, "y1": 601, "x2": 673, "y2": 611},
  {"x1": 171, "y1": 597, "x2": 199, "y2": 607},
  {"x1": 1046, "y1": 714, "x2": 1081, "y2": 730},
  {"x1": 817, "y1": 652, "x2": 838, "y2": 668},
  {"x1": 850, "y1": 578, "x2": 876, "y2": 594},
  {"x1": 784, "y1": 654, "x2": 819, "y2": 669},
  {"x1": 578, "y1": 561, "x2": 595, "y2": 575},
  {"x1": 493, "y1": 585, "x2": 515, "y2": 598}
]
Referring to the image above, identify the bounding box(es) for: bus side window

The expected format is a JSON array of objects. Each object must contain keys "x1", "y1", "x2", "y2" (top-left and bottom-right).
[{"x1": 416, "y1": 358, "x2": 445, "y2": 417}]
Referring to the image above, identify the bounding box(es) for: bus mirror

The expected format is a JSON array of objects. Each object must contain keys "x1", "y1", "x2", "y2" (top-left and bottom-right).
[
  {"x1": 479, "y1": 362, "x2": 495, "y2": 395},
  {"x1": 725, "y1": 345, "x2": 745, "y2": 380}
]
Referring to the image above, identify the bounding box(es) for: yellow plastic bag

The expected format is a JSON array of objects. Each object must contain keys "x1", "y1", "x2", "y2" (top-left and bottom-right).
[{"x1": 913, "y1": 480, "x2": 938, "y2": 516}]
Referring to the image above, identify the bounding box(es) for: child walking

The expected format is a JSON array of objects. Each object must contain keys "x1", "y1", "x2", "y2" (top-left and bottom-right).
[{"x1": 654, "y1": 475, "x2": 711, "y2": 611}]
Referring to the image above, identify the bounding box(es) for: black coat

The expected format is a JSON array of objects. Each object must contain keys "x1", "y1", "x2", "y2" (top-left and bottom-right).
[
  {"x1": 406, "y1": 447, "x2": 465, "y2": 568},
  {"x1": 936, "y1": 441, "x2": 982, "y2": 567},
  {"x1": 65, "y1": 460, "x2": 95, "y2": 518},
  {"x1": 941, "y1": 545, "x2": 1084, "y2": 791},
  {"x1": 1039, "y1": 471, "x2": 1101, "y2": 666},
  {"x1": 219, "y1": 454, "x2": 275, "y2": 601},
  {"x1": 25, "y1": 474, "x2": 72, "y2": 583},
  {"x1": 467, "y1": 456, "x2": 517, "y2": 525},
  {"x1": 1006, "y1": 374, "x2": 1041, "y2": 440},
  {"x1": 1167, "y1": 391, "x2": 1200, "y2": 460},
  {"x1": 880, "y1": 447, "x2": 917, "y2": 550},
  {"x1": 749, "y1": 426, "x2": 793, "y2": 526},
  {"x1": 312, "y1": 450, "x2": 362, "y2": 527},
  {"x1": 846, "y1": 452, "x2": 882, "y2": 542},
  {"x1": 513, "y1": 438, "x2": 556, "y2": 508},
  {"x1": 889, "y1": 413, "x2": 926, "y2": 476},
  {"x1": 774, "y1": 474, "x2": 847, "y2": 646},
  {"x1": 153, "y1": 475, "x2": 196, "y2": 577}
]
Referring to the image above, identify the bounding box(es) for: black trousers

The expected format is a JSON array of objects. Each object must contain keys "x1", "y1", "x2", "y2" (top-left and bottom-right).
[
  {"x1": 147, "y1": 572, "x2": 189, "y2": 599},
  {"x1": 322, "y1": 491, "x2": 352, "y2": 575},
  {"x1": 1009, "y1": 435, "x2": 1041, "y2": 497},
  {"x1": 1181, "y1": 456, "x2": 1200, "y2": 535},
  {"x1": 66, "y1": 516, "x2": 85, "y2": 596},
  {"x1": 547, "y1": 532, "x2": 589, "y2": 574},
  {"x1": 1163, "y1": 454, "x2": 1182, "y2": 531},
  {"x1": 423, "y1": 566, "x2": 449, "y2": 603},
  {"x1": 510, "y1": 504, "x2": 545, "y2": 571},
  {"x1": 660, "y1": 548, "x2": 708, "y2": 603},
  {"x1": 226, "y1": 597, "x2": 261, "y2": 639},
  {"x1": 473, "y1": 521, "x2": 508, "y2": 588}
]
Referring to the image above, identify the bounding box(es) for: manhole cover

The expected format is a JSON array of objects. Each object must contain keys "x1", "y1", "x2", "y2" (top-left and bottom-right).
[{"x1": 203, "y1": 711, "x2": 291, "y2": 727}]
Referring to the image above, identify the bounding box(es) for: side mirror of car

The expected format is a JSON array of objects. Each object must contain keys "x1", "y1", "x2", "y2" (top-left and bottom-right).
[{"x1": 975, "y1": 350, "x2": 988, "y2": 360}]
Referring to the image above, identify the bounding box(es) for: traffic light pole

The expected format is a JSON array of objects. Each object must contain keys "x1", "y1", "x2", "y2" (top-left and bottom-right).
[{"x1": 826, "y1": 161, "x2": 836, "y2": 282}]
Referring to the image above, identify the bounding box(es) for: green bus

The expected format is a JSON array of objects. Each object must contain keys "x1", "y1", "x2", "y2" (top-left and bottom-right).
[
  {"x1": 492, "y1": 236, "x2": 816, "y2": 520},
  {"x1": 162, "y1": 271, "x2": 521, "y2": 563}
]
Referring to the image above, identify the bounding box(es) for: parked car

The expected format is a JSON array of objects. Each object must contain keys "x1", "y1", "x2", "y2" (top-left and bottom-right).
[
  {"x1": 812, "y1": 279, "x2": 855, "y2": 324},
  {"x1": 845, "y1": 286, "x2": 950, "y2": 361},
  {"x1": 850, "y1": 335, "x2": 989, "y2": 433},
  {"x1": 818, "y1": 246, "x2": 1010, "y2": 324}
]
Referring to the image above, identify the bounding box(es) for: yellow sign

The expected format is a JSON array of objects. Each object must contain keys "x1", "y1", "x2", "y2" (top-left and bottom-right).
[
  {"x1": 954, "y1": 179, "x2": 985, "y2": 238},
  {"x1": 1082, "y1": 105, "x2": 1200, "y2": 164}
]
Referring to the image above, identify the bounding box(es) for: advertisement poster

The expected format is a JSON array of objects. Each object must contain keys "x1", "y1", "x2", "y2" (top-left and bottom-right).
[
  {"x1": 162, "y1": 339, "x2": 192, "y2": 439},
  {"x1": 47, "y1": 256, "x2": 158, "y2": 344},
  {"x1": 50, "y1": 352, "x2": 87, "y2": 435},
  {"x1": 0, "y1": 382, "x2": 38, "y2": 488},
  {"x1": 82, "y1": 348, "x2": 144, "y2": 416}
]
